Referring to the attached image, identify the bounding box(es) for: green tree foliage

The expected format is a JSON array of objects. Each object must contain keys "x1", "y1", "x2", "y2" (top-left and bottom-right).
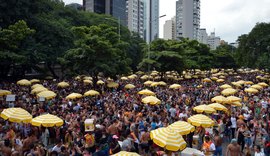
[
  {"x1": 236, "y1": 22, "x2": 270, "y2": 70},
  {"x1": 0, "y1": 20, "x2": 35, "y2": 78},
  {"x1": 62, "y1": 24, "x2": 131, "y2": 80}
]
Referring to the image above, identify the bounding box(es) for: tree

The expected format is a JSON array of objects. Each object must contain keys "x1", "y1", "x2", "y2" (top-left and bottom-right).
[
  {"x1": 62, "y1": 24, "x2": 131, "y2": 81},
  {"x1": 0, "y1": 20, "x2": 35, "y2": 78},
  {"x1": 212, "y1": 44, "x2": 238, "y2": 69}
]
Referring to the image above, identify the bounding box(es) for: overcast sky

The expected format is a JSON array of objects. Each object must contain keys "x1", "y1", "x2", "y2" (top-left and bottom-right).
[{"x1": 64, "y1": 0, "x2": 270, "y2": 43}]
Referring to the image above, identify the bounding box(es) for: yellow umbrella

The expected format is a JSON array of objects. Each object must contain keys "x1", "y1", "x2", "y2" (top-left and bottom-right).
[
  {"x1": 143, "y1": 80, "x2": 153, "y2": 85},
  {"x1": 211, "y1": 77, "x2": 218, "y2": 81},
  {"x1": 202, "y1": 78, "x2": 212, "y2": 83},
  {"x1": 150, "y1": 82, "x2": 160, "y2": 87},
  {"x1": 83, "y1": 79, "x2": 93, "y2": 85},
  {"x1": 112, "y1": 151, "x2": 140, "y2": 156},
  {"x1": 158, "y1": 81, "x2": 167, "y2": 86},
  {"x1": 168, "y1": 121, "x2": 195, "y2": 135},
  {"x1": 220, "y1": 84, "x2": 232, "y2": 89},
  {"x1": 193, "y1": 104, "x2": 217, "y2": 114},
  {"x1": 138, "y1": 89, "x2": 155, "y2": 96},
  {"x1": 169, "y1": 84, "x2": 181, "y2": 89},
  {"x1": 17, "y1": 79, "x2": 31, "y2": 86},
  {"x1": 188, "y1": 114, "x2": 215, "y2": 128},
  {"x1": 208, "y1": 103, "x2": 228, "y2": 112},
  {"x1": 97, "y1": 80, "x2": 105, "y2": 85},
  {"x1": 231, "y1": 101, "x2": 242, "y2": 107},
  {"x1": 31, "y1": 84, "x2": 43, "y2": 89},
  {"x1": 250, "y1": 84, "x2": 263, "y2": 90},
  {"x1": 37, "y1": 91, "x2": 56, "y2": 99},
  {"x1": 1, "y1": 107, "x2": 32, "y2": 123},
  {"x1": 136, "y1": 71, "x2": 144, "y2": 75},
  {"x1": 84, "y1": 76, "x2": 92, "y2": 80},
  {"x1": 150, "y1": 127, "x2": 186, "y2": 151},
  {"x1": 128, "y1": 74, "x2": 137, "y2": 79},
  {"x1": 231, "y1": 82, "x2": 242, "y2": 88},
  {"x1": 31, "y1": 114, "x2": 63, "y2": 127},
  {"x1": 221, "y1": 88, "x2": 237, "y2": 96},
  {"x1": 124, "y1": 84, "x2": 135, "y2": 89},
  {"x1": 0, "y1": 90, "x2": 12, "y2": 96},
  {"x1": 226, "y1": 96, "x2": 241, "y2": 102},
  {"x1": 211, "y1": 96, "x2": 227, "y2": 103},
  {"x1": 236, "y1": 80, "x2": 245, "y2": 85},
  {"x1": 31, "y1": 87, "x2": 48, "y2": 94},
  {"x1": 30, "y1": 79, "x2": 40, "y2": 83},
  {"x1": 216, "y1": 79, "x2": 225, "y2": 83},
  {"x1": 57, "y1": 82, "x2": 69, "y2": 88},
  {"x1": 142, "y1": 96, "x2": 161, "y2": 105},
  {"x1": 107, "y1": 82, "x2": 119, "y2": 88},
  {"x1": 258, "y1": 82, "x2": 269, "y2": 87},
  {"x1": 140, "y1": 75, "x2": 149, "y2": 80},
  {"x1": 120, "y1": 76, "x2": 128, "y2": 80},
  {"x1": 66, "y1": 93, "x2": 83, "y2": 99},
  {"x1": 245, "y1": 81, "x2": 254, "y2": 85},
  {"x1": 84, "y1": 90, "x2": 100, "y2": 96},
  {"x1": 75, "y1": 76, "x2": 81, "y2": 80},
  {"x1": 244, "y1": 88, "x2": 259, "y2": 94}
]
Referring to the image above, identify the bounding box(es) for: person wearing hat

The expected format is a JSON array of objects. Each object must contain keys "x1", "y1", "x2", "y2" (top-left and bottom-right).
[{"x1": 226, "y1": 139, "x2": 241, "y2": 156}]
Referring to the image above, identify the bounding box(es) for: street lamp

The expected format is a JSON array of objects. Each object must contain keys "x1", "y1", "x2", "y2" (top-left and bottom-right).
[
  {"x1": 147, "y1": 14, "x2": 166, "y2": 72},
  {"x1": 105, "y1": 17, "x2": 121, "y2": 42}
]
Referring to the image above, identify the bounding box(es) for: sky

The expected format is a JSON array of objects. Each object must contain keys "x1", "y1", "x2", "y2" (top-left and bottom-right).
[{"x1": 64, "y1": 0, "x2": 270, "y2": 43}]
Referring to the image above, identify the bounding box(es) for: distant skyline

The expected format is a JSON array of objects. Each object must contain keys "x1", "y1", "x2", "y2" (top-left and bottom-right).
[{"x1": 64, "y1": 0, "x2": 270, "y2": 43}]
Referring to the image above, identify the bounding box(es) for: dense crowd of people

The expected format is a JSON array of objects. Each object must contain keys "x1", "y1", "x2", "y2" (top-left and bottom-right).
[{"x1": 0, "y1": 70, "x2": 270, "y2": 156}]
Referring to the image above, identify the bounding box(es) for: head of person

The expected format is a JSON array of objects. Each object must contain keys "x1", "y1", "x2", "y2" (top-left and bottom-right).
[
  {"x1": 231, "y1": 138, "x2": 237, "y2": 145},
  {"x1": 205, "y1": 136, "x2": 211, "y2": 143},
  {"x1": 255, "y1": 145, "x2": 261, "y2": 153}
]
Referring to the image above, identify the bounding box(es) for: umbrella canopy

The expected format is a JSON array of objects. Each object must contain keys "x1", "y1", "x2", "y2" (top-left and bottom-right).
[
  {"x1": 193, "y1": 104, "x2": 216, "y2": 114},
  {"x1": 141, "y1": 96, "x2": 161, "y2": 105},
  {"x1": 31, "y1": 84, "x2": 43, "y2": 89},
  {"x1": 17, "y1": 79, "x2": 31, "y2": 86},
  {"x1": 188, "y1": 114, "x2": 215, "y2": 128},
  {"x1": 57, "y1": 82, "x2": 69, "y2": 88},
  {"x1": 258, "y1": 82, "x2": 268, "y2": 87},
  {"x1": 244, "y1": 81, "x2": 254, "y2": 85},
  {"x1": 66, "y1": 93, "x2": 83, "y2": 99},
  {"x1": 226, "y1": 96, "x2": 241, "y2": 102},
  {"x1": 128, "y1": 74, "x2": 137, "y2": 79},
  {"x1": 0, "y1": 90, "x2": 12, "y2": 96},
  {"x1": 250, "y1": 84, "x2": 263, "y2": 90},
  {"x1": 150, "y1": 82, "x2": 160, "y2": 87},
  {"x1": 31, "y1": 87, "x2": 48, "y2": 94},
  {"x1": 138, "y1": 89, "x2": 155, "y2": 96},
  {"x1": 231, "y1": 101, "x2": 242, "y2": 107},
  {"x1": 120, "y1": 76, "x2": 128, "y2": 80},
  {"x1": 150, "y1": 127, "x2": 186, "y2": 151},
  {"x1": 168, "y1": 121, "x2": 195, "y2": 135},
  {"x1": 211, "y1": 96, "x2": 227, "y2": 103},
  {"x1": 30, "y1": 79, "x2": 40, "y2": 83},
  {"x1": 208, "y1": 103, "x2": 228, "y2": 112},
  {"x1": 107, "y1": 82, "x2": 119, "y2": 88},
  {"x1": 202, "y1": 78, "x2": 212, "y2": 82},
  {"x1": 97, "y1": 80, "x2": 105, "y2": 85},
  {"x1": 1, "y1": 107, "x2": 32, "y2": 123},
  {"x1": 216, "y1": 79, "x2": 225, "y2": 83},
  {"x1": 211, "y1": 77, "x2": 218, "y2": 81},
  {"x1": 220, "y1": 84, "x2": 232, "y2": 89},
  {"x1": 169, "y1": 84, "x2": 181, "y2": 89},
  {"x1": 84, "y1": 90, "x2": 100, "y2": 96},
  {"x1": 144, "y1": 80, "x2": 153, "y2": 85},
  {"x1": 112, "y1": 151, "x2": 140, "y2": 156},
  {"x1": 124, "y1": 84, "x2": 135, "y2": 89},
  {"x1": 84, "y1": 76, "x2": 92, "y2": 80},
  {"x1": 37, "y1": 91, "x2": 56, "y2": 99},
  {"x1": 140, "y1": 75, "x2": 149, "y2": 80},
  {"x1": 158, "y1": 81, "x2": 167, "y2": 86},
  {"x1": 83, "y1": 80, "x2": 93, "y2": 85},
  {"x1": 31, "y1": 114, "x2": 63, "y2": 127},
  {"x1": 244, "y1": 88, "x2": 259, "y2": 94},
  {"x1": 221, "y1": 88, "x2": 237, "y2": 96}
]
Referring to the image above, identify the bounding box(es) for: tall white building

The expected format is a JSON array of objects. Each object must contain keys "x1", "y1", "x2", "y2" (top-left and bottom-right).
[
  {"x1": 144, "y1": 0, "x2": 159, "y2": 43},
  {"x1": 198, "y1": 28, "x2": 208, "y2": 44},
  {"x1": 176, "y1": 0, "x2": 200, "y2": 40},
  {"x1": 163, "y1": 16, "x2": 176, "y2": 40},
  {"x1": 127, "y1": 0, "x2": 145, "y2": 38},
  {"x1": 207, "y1": 32, "x2": 220, "y2": 50}
]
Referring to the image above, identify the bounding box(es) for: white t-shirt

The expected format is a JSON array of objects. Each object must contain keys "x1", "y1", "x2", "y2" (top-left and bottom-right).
[
  {"x1": 231, "y1": 117, "x2": 237, "y2": 128},
  {"x1": 52, "y1": 145, "x2": 62, "y2": 153},
  {"x1": 255, "y1": 152, "x2": 265, "y2": 156},
  {"x1": 243, "y1": 113, "x2": 250, "y2": 120},
  {"x1": 210, "y1": 142, "x2": 216, "y2": 151}
]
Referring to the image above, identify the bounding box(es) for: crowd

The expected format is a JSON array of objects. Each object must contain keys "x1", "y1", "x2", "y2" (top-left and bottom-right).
[{"x1": 0, "y1": 70, "x2": 270, "y2": 156}]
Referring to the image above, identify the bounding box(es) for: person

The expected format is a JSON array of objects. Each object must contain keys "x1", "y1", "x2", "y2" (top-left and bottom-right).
[
  {"x1": 202, "y1": 136, "x2": 215, "y2": 156},
  {"x1": 230, "y1": 114, "x2": 237, "y2": 139},
  {"x1": 197, "y1": 126, "x2": 205, "y2": 150},
  {"x1": 213, "y1": 129, "x2": 222, "y2": 156},
  {"x1": 0, "y1": 139, "x2": 12, "y2": 156},
  {"x1": 51, "y1": 140, "x2": 63, "y2": 154},
  {"x1": 236, "y1": 124, "x2": 245, "y2": 152},
  {"x1": 226, "y1": 139, "x2": 242, "y2": 156},
  {"x1": 254, "y1": 145, "x2": 265, "y2": 156}
]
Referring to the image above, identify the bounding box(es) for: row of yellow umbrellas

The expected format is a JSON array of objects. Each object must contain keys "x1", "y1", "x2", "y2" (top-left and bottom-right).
[{"x1": 0, "y1": 108, "x2": 63, "y2": 127}]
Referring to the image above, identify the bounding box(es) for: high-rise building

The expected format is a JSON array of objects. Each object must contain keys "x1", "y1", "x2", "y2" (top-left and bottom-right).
[
  {"x1": 163, "y1": 16, "x2": 176, "y2": 40},
  {"x1": 83, "y1": 0, "x2": 127, "y2": 25},
  {"x1": 127, "y1": 0, "x2": 145, "y2": 38},
  {"x1": 144, "y1": 0, "x2": 159, "y2": 43},
  {"x1": 198, "y1": 28, "x2": 208, "y2": 44},
  {"x1": 176, "y1": 0, "x2": 200, "y2": 40},
  {"x1": 207, "y1": 32, "x2": 220, "y2": 50}
]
